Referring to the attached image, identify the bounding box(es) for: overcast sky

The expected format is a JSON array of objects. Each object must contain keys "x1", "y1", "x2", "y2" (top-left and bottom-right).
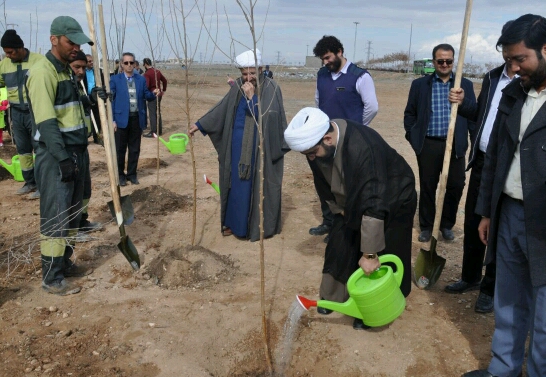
[{"x1": 4, "y1": 0, "x2": 545, "y2": 66}]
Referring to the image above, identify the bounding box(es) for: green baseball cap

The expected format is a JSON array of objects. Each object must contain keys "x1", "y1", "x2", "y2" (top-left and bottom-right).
[{"x1": 50, "y1": 16, "x2": 93, "y2": 46}]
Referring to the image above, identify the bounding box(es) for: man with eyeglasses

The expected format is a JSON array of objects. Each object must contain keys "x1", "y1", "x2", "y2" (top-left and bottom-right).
[
  {"x1": 0, "y1": 29, "x2": 46, "y2": 199},
  {"x1": 25, "y1": 16, "x2": 96, "y2": 295},
  {"x1": 404, "y1": 43, "x2": 476, "y2": 244},
  {"x1": 462, "y1": 14, "x2": 546, "y2": 377},
  {"x1": 444, "y1": 21, "x2": 517, "y2": 314},
  {"x1": 83, "y1": 54, "x2": 105, "y2": 144},
  {"x1": 110, "y1": 52, "x2": 158, "y2": 186},
  {"x1": 284, "y1": 107, "x2": 416, "y2": 330}
]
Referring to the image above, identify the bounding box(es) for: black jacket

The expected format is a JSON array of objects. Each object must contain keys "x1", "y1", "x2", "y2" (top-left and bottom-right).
[
  {"x1": 403, "y1": 73, "x2": 476, "y2": 158},
  {"x1": 458, "y1": 64, "x2": 506, "y2": 170},
  {"x1": 475, "y1": 78, "x2": 546, "y2": 287}
]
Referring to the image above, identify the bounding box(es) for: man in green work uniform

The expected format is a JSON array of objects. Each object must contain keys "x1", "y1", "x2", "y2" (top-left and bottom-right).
[
  {"x1": 26, "y1": 16, "x2": 96, "y2": 295},
  {"x1": 0, "y1": 29, "x2": 46, "y2": 198}
]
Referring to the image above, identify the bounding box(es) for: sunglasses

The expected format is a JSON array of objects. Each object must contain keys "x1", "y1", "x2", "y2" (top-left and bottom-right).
[
  {"x1": 436, "y1": 59, "x2": 453, "y2": 66},
  {"x1": 123, "y1": 61, "x2": 135, "y2": 65}
]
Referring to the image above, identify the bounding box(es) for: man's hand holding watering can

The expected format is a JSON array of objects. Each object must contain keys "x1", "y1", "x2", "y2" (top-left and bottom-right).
[{"x1": 359, "y1": 253, "x2": 380, "y2": 275}]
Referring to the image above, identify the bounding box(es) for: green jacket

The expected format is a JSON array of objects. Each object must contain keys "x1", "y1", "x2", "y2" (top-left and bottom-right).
[
  {"x1": 26, "y1": 51, "x2": 88, "y2": 162},
  {"x1": 0, "y1": 49, "x2": 46, "y2": 109}
]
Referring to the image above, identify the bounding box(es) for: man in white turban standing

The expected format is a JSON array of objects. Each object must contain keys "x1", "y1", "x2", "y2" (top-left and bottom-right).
[
  {"x1": 189, "y1": 49, "x2": 288, "y2": 241},
  {"x1": 285, "y1": 107, "x2": 416, "y2": 329}
]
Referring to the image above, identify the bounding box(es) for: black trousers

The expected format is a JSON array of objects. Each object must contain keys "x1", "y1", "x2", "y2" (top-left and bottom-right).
[
  {"x1": 416, "y1": 137, "x2": 465, "y2": 231},
  {"x1": 462, "y1": 151, "x2": 496, "y2": 296},
  {"x1": 307, "y1": 158, "x2": 335, "y2": 227},
  {"x1": 115, "y1": 114, "x2": 142, "y2": 179},
  {"x1": 147, "y1": 97, "x2": 162, "y2": 135},
  {"x1": 11, "y1": 107, "x2": 38, "y2": 184}
]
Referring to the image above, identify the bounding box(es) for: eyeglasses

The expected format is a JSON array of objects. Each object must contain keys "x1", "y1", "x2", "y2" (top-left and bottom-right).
[
  {"x1": 301, "y1": 145, "x2": 321, "y2": 158},
  {"x1": 123, "y1": 61, "x2": 135, "y2": 65},
  {"x1": 435, "y1": 59, "x2": 453, "y2": 66}
]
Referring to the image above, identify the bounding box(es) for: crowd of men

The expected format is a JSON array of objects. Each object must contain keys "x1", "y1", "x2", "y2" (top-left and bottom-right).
[{"x1": 0, "y1": 11, "x2": 544, "y2": 377}]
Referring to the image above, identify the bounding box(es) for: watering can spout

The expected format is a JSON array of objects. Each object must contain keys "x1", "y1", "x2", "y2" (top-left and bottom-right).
[
  {"x1": 0, "y1": 157, "x2": 15, "y2": 176},
  {"x1": 296, "y1": 295, "x2": 362, "y2": 319},
  {"x1": 158, "y1": 136, "x2": 171, "y2": 151}
]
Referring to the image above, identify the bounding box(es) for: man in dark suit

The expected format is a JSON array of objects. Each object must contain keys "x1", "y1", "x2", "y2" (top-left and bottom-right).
[
  {"x1": 110, "y1": 52, "x2": 157, "y2": 186},
  {"x1": 463, "y1": 14, "x2": 546, "y2": 377},
  {"x1": 263, "y1": 64, "x2": 273, "y2": 79},
  {"x1": 445, "y1": 21, "x2": 517, "y2": 314},
  {"x1": 403, "y1": 43, "x2": 476, "y2": 243},
  {"x1": 84, "y1": 54, "x2": 105, "y2": 144}
]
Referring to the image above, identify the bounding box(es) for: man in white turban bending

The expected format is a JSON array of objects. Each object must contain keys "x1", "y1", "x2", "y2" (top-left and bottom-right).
[
  {"x1": 189, "y1": 49, "x2": 288, "y2": 241},
  {"x1": 285, "y1": 107, "x2": 416, "y2": 329}
]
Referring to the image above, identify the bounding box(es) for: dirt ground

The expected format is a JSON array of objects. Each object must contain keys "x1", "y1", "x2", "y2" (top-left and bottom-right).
[{"x1": 0, "y1": 67, "x2": 495, "y2": 377}]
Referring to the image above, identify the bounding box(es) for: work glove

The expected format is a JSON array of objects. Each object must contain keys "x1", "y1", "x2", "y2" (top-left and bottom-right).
[
  {"x1": 58, "y1": 154, "x2": 79, "y2": 182},
  {"x1": 80, "y1": 94, "x2": 92, "y2": 109},
  {"x1": 91, "y1": 86, "x2": 108, "y2": 103}
]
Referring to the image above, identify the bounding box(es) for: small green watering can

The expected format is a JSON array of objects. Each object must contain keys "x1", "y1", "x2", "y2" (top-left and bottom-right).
[
  {"x1": 297, "y1": 254, "x2": 405, "y2": 327},
  {"x1": 159, "y1": 133, "x2": 189, "y2": 155},
  {"x1": 0, "y1": 155, "x2": 25, "y2": 182}
]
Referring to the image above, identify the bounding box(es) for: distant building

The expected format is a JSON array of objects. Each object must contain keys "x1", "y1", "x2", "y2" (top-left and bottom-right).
[{"x1": 305, "y1": 56, "x2": 322, "y2": 69}]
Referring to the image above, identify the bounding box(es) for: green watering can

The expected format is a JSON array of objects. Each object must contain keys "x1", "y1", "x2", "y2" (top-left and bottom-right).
[
  {"x1": 159, "y1": 133, "x2": 189, "y2": 155},
  {"x1": 297, "y1": 254, "x2": 406, "y2": 327},
  {"x1": 0, "y1": 155, "x2": 25, "y2": 182}
]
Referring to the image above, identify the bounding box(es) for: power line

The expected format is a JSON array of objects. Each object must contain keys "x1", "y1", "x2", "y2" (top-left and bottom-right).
[{"x1": 353, "y1": 21, "x2": 360, "y2": 62}]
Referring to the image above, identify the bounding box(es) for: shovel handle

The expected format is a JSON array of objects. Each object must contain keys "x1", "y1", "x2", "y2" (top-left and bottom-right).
[{"x1": 432, "y1": 0, "x2": 473, "y2": 239}]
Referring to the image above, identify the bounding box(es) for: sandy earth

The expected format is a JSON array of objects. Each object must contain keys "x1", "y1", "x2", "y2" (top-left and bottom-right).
[{"x1": 0, "y1": 67, "x2": 497, "y2": 377}]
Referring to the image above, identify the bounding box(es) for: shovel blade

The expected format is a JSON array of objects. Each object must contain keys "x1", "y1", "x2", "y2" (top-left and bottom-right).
[
  {"x1": 413, "y1": 238, "x2": 446, "y2": 290},
  {"x1": 108, "y1": 195, "x2": 135, "y2": 225},
  {"x1": 117, "y1": 235, "x2": 140, "y2": 270}
]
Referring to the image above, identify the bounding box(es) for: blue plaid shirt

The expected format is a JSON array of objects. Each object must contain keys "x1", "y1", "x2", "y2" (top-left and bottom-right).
[{"x1": 427, "y1": 73, "x2": 453, "y2": 138}]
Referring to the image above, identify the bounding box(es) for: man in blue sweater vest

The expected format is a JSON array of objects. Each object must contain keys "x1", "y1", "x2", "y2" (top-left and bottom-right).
[{"x1": 309, "y1": 35, "x2": 378, "y2": 243}]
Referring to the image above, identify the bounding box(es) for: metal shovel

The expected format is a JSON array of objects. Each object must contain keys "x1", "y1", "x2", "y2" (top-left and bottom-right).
[
  {"x1": 107, "y1": 194, "x2": 135, "y2": 226},
  {"x1": 85, "y1": 0, "x2": 140, "y2": 270},
  {"x1": 413, "y1": 0, "x2": 473, "y2": 289}
]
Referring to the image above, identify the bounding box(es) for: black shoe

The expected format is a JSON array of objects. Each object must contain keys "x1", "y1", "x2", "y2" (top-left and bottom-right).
[
  {"x1": 444, "y1": 279, "x2": 480, "y2": 294},
  {"x1": 441, "y1": 228, "x2": 455, "y2": 241},
  {"x1": 119, "y1": 176, "x2": 127, "y2": 186},
  {"x1": 309, "y1": 223, "x2": 331, "y2": 236},
  {"x1": 353, "y1": 318, "x2": 371, "y2": 330},
  {"x1": 418, "y1": 230, "x2": 431, "y2": 242},
  {"x1": 475, "y1": 292, "x2": 494, "y2": 313},
  {"x1": 16, "y1": 182, "x2": 37, "y2": 195},
  {"x1": 41, "y1": 279, "x2": 81, "y2": 295},
  {"x1": 129, "y1": 177, "x2": 140, "y2": 185},
  {"x1": 79, "y1": 220, "x2": 102, "y2": 233},
  {"x1": 462, "y1": 370, "x2": 496, "y2": 377},
  {"x1": 323, "y1": 234, "x2": 331, "y2": 243},
  {"x1": 143, "y1": 132, "x2": 154, "y2": 138}
]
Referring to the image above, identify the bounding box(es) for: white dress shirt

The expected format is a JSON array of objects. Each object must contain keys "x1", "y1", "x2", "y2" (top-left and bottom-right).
[{"x1": 479, "y1": 66, "x2": 518, "y2": 153}]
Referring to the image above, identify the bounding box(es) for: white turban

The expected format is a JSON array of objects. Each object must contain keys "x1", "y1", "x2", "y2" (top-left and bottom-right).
[
  {"x1": 284, "y1": 107, "x2": 331, "y2": 152},
  {"x1": 235, "y1": 49, "x2": 262, "y2": 68}
]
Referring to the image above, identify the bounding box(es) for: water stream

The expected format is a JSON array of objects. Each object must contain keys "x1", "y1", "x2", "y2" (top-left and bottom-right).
[{"x1": 274, "y1": 299, "x2": 305, "y2": 376}]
